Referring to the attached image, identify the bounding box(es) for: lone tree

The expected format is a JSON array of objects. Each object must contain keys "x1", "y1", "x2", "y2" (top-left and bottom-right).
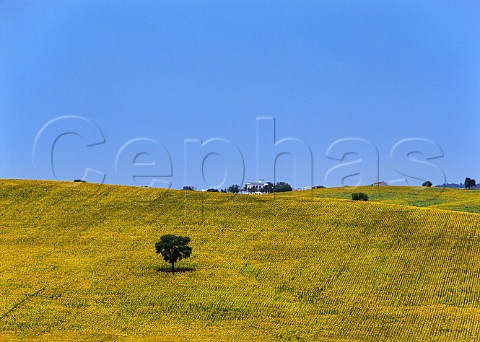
[
  {"x1": 465, "y1": 177, "x2": 476, "y2": 189},
  {"x1": 155, "y1": 234, "x2": 192, "y2": 274},
  {"x1": 422, "y1": 181, "x2": 432, "y2": 187}
]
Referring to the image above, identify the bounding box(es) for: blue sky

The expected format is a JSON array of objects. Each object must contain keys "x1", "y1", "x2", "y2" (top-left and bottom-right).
[{"x1": 1, "y1": 1, "x2": 479, "y2": 189}]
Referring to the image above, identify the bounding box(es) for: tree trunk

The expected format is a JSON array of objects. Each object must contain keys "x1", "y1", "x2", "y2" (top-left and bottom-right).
[{"x1": 171, "y1": 262, "x2": 175, "y2": 275}]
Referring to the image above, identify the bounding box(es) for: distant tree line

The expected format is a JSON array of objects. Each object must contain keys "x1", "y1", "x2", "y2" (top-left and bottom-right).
[
  {"x1": 182, "y1": 182, "x2": 293, "y2": 193},
  {"x1": 244, "y1": 182, "x2": 292, "y2": 193},
  {"x1": 422, "y1": 177, "x2": 478, "y2": 189}
]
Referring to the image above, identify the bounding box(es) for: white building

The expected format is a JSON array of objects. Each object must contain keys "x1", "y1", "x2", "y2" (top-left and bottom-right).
[
  {"x1": 245, "y1": 179, "x2": 269, "y2": 194},
  {"x1": 371, "y1": 181, "x2": 388, "y2": 186}
]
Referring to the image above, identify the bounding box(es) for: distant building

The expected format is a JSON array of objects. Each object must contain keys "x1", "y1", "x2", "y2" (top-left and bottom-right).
[
  {"x1": 371, "y1": 181, "x2": 388, "y2": 186},
  {"x1": 245, "y1": 179, "x2": 269, "y2": 193}
]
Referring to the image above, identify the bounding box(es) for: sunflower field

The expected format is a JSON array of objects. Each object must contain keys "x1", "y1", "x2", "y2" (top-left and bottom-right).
[{"x1": 1, "y1": 179, "x2": 480, "y2": 340}]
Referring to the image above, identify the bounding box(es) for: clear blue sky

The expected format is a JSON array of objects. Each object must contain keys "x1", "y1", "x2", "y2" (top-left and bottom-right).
[{"x1": 1, "y1": 1, "x2": 479, "y2": 189}]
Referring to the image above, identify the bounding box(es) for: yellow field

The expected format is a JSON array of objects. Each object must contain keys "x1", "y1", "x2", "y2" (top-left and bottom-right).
[
  {"x1": 279, "y1": 185, "x2": 480, "y2": 213},
  {"x1": 1, "y1": 179, "x2": 480, "y2": 340}
]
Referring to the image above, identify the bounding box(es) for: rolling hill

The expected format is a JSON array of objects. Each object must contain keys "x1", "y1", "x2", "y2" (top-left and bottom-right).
[{"x1": 1, "y1": 179, "x2": 480, "y2": 340}]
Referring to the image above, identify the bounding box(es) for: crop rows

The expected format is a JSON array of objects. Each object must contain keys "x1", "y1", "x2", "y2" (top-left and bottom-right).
[{"x1": 1, "y1": 180, "x2": 480, "y2": 340}]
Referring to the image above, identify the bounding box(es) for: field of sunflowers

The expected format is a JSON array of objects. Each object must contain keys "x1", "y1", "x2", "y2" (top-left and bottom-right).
[{"x1": 1, "y1": 179, "x2": 480, "y2": 340}]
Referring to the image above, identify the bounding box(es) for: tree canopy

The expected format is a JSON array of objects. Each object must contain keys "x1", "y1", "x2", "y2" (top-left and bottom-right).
[
  {"x1": 464, "y1": 178, "x2": 476, "y2": 189},
  {"x1": 352, "y1": 193, "x2": 369, "y2": 201},
  {"x1": 155, "y1": 234, "x2": 192, "y2": 274},
  {"x1": 227, "y1": 184, "x2": 240, "y2": 193},
  {"x1": 273, "y1": 182, "x2": 292, "y2": 192}
]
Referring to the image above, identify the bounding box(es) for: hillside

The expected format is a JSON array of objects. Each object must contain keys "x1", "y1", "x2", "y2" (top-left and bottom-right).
[
  {"x1": 1, "y1": 180, "x2": 480, "y2": 340},
  {"x1": 283, "y1": 185, "x2": 480, "y2": 214}
]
